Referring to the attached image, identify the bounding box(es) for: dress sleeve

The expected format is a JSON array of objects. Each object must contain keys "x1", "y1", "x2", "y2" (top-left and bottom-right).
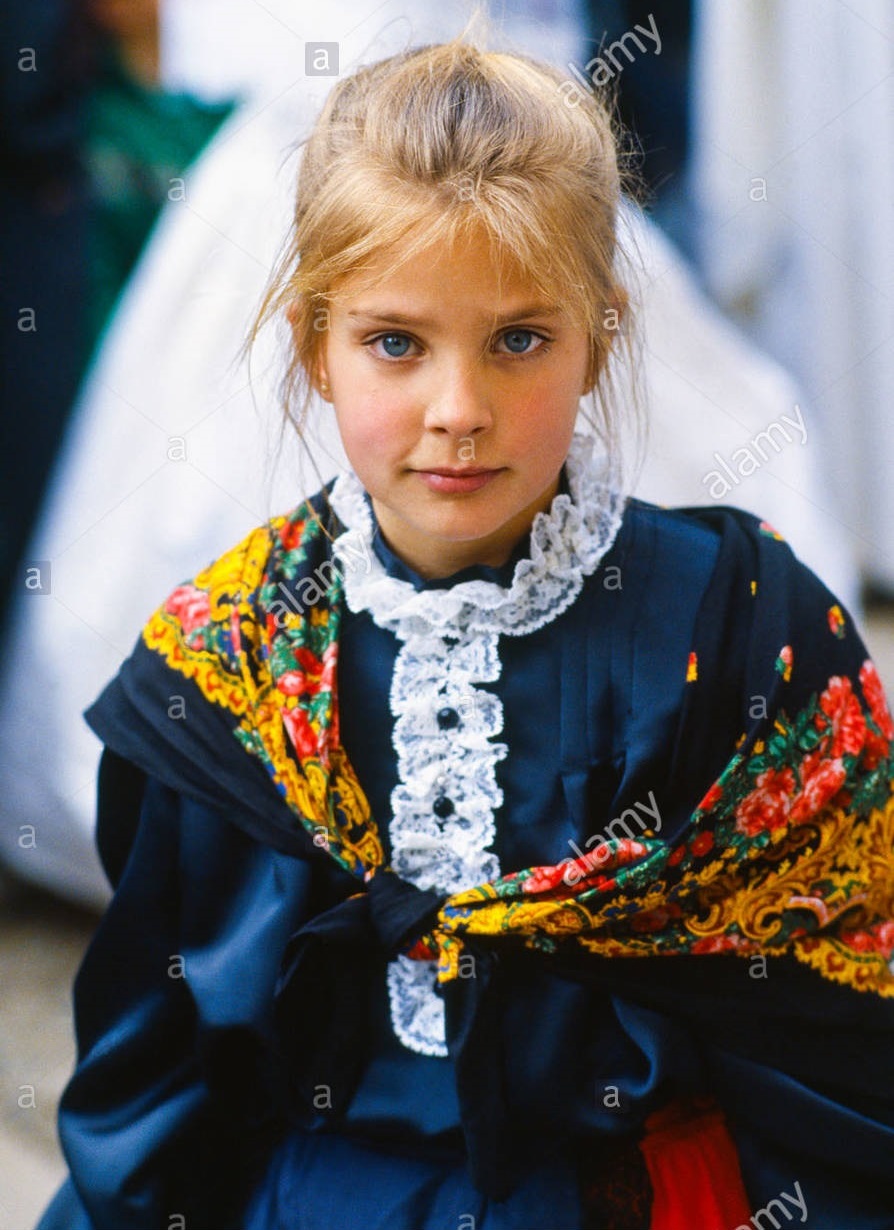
[{"x1": 35, "y1": 748, "x2": 275, "y2": 1230}]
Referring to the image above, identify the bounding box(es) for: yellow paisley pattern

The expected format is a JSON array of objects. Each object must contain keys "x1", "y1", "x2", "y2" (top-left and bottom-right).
[
  {"x1": 427, "y1": 793, "x2": 894, "y2": 997},
  {"x1": 143, "y1": 516, "x2": 383, "y2": 878}
]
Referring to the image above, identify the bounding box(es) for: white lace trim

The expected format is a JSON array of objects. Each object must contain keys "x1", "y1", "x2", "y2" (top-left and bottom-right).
[{"x1": 328, "y1": 432, "x2": 627, "y2": 1057}]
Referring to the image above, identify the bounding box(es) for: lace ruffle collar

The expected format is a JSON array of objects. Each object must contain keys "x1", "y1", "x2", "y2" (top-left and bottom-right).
[{"x1": 329, "y1": 431, "x2": 628, "y2": 637}]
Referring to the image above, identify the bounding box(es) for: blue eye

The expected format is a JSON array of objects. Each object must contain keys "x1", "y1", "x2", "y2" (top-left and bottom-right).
[
  {"x1": 500, "y1": 329, "x2": 540, "y2": 354},
  {"x1": 378, "y1": 334, "x2": 412, "y2": 358}
]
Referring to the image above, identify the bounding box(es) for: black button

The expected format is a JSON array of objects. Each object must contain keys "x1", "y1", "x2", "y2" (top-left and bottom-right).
[
  {"x1": 433, "y1": 795, "x2": 455, "y2": 818},
  {"x1": 436, "y1": 706, "x2": 460, "y2": 730}
]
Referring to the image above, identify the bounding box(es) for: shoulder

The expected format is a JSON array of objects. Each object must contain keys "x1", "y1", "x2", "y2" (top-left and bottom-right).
[
  {"x1": 84, "y1": 483, "x2": 345, "y2": 860},
  {"x1": 131, "y1": 482, "x2": 344, "y2": 788},
  {"x1": 607, "y1": 498, "x2": 850, "y2": 702},
  {"x1": 615, "y1": 496, "x2": 818, "y2": 599},
  {"x1": 630, "y1": 498, "x2": 874, "y2": 740},
  {"x1": 619, "y1": 494, "x2": 790, "y2": 556},
  {"x1": 608, "y1": 496, "x2": 727, "y2": 607},
  {"x1": 618, "y1": 495, "x2": 725, "y2": 562}
]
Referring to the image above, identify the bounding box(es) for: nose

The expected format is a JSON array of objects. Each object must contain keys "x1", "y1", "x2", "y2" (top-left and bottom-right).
[{"x1": 422, "y1": 356, "x2": 493, "y2": 438}]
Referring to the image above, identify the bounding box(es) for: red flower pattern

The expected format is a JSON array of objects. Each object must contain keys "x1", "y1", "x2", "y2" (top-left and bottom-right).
[
  {"x1": 279, "y1": 516, "x2": 308, "y2": 553},
  {"x1": 277, "y1": 645, "x2": 337, "y2": 697},
  {"x1": 164, "y1": 585, "x2": 211, "y2": 646},
  {"x1": 278, "y1": 643, "x2": 340, "y2": 762},
  {"x1": 860, "y1": 660, "x2": 894, "y2": 735},
  {"x1": 734, "y1": 766, "x2": 796, "y2": 836},
  {"x1": 818, "y1": 675, "x2": 867, "y2": 758},
  {"x1": 859, "y1": 659, "x2": 894, "y2": 765},
  {"x1": 525, "y1": 862, "x2": 578, "y2": 894},
  {"x1": 529, "y1": 837, "x2": 649, "y2": 894},
  {"x1": 789, "y1": 752, "x2": 847, "y2": 823},
  {"x1": 697, "y1": 781, "x2": 723, "y2": 813},
  {"x1": 691, "y1": 831, "x2": 714, "y2": 858},
  {"x1": 282, "y1": 706, "x2": 317, "y2": 760},
  {"x1": 691, "y1": 934, "x2": 742, "y2": 954},
  {"x1": 839, "y1": 922, "x2": 894, "y2": 960}
]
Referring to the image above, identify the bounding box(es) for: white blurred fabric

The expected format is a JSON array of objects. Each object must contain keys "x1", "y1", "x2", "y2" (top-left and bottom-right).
[
  {"x1": 0, "y1": 4, "x2": 859, "y2": 909},
  {"x1": 159, "y1": 0, "x2": 587, "y2": 101},
  {"x1": 689, "y1": 0, "x2": 894, "y2": 586}
]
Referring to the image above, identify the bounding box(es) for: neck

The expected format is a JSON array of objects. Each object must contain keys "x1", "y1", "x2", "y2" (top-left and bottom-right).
[{"x1": 378, "y1": 530, "x2": 517, "y2": 581}]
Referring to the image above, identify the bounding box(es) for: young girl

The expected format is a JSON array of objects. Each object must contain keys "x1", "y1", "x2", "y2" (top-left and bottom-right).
[{"x1": 37, "y1": 34, "x2": 894, "y2": 1230}]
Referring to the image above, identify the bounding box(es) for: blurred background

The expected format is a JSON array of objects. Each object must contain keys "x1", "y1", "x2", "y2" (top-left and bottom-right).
[{"x1": 2, "y1": 1, "x2": 893, "y2": 1224}]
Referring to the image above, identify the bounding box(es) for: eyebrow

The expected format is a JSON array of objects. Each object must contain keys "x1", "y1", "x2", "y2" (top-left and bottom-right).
[{"x1": 346, "y1": 304, "x2": 563, "y2": 327}]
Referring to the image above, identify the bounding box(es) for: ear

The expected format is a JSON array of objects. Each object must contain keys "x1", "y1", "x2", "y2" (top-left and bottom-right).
[
  {"x1": 306, "y1": 329, "x2": 332, "y2": 401},
  {"x1": 314, "y1": 363, "x2": 332, "y2": 402}
]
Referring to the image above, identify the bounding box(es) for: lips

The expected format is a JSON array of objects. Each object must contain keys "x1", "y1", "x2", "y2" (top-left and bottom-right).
[
  {"x1": 416, "y1": 467, "x2": 500, "y2": 476},
  {"x1": 413, "y1": 467, "x2": 503, "y2": 494}
]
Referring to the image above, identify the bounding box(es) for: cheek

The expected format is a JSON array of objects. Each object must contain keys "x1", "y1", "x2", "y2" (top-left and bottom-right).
[
  {"x1": 503, "y1": 364, "x2": 582, "y2": 458},
  {"x1": 507, "y1": 361, "x2": 584, "y2": 426},
  {"x1": 333, "y1": 384, "x2": 413, "y2": 459}
]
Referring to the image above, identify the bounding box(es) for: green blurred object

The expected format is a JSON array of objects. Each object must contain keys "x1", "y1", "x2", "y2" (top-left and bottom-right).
[{"x1": 85, "y1": 43, "x2": 234, "y2": 361}]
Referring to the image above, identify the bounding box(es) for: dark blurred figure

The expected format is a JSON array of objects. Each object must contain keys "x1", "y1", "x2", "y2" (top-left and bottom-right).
[
  {"x1": 580, "y1": 0, "x2": 693, "y2": 253},
  {"x1": 0, "y1": 0, "x2": 232, "y2": 638},
  {"x1": 1, "y1": 0, "x2": 91, "y2": 641}
]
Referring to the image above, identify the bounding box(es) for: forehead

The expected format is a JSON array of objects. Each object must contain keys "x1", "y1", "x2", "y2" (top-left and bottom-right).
[{"x1": 330, "y1": 225, "x2": 558, "y2": 314}]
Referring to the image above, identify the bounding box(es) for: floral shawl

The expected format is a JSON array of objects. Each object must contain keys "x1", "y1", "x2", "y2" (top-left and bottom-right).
[{"x1": 84, "y1": 482, "x2": 894, "y2": 1199}]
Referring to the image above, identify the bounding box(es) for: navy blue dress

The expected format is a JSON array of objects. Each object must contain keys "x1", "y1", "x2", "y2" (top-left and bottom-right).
[{"x1": 35, "y1": 477, "x2": 894, "y2": 1229}]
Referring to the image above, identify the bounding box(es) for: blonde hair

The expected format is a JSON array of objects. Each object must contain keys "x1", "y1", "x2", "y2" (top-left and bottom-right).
[{"x1": 250, "y1": 22, "x2": 647, "y2": 493}]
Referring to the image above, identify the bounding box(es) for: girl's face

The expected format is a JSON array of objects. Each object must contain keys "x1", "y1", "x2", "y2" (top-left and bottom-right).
[{"x1": 318, "y1": 225, "x2": 596, "y2": 580}]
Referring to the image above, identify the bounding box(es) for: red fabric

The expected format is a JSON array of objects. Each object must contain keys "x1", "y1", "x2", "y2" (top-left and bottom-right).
[{"x1": 639, "y1": 1096, "x2": 753, "y2": 1230}]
